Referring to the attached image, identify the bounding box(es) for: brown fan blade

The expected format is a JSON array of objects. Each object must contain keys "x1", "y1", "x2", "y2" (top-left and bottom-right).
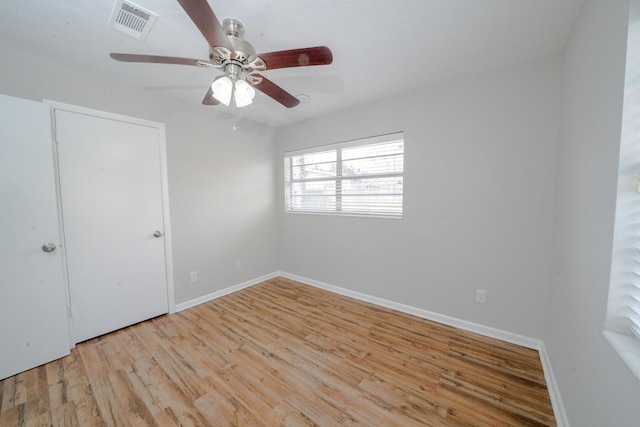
[
  {"x1": 177, "y1": 0, "x2": 232, "y2": 50},
  {"x1": 202, "y1": 86, "x2": 220, "y2": 105},
  {"x1": 110, "y1": 53, "x2": 210, "y2": 66},
  {"x1": 253, "y1": 75, "x2": 300, "y2": 108},
  {"x1": 257, "y1": 46, "x2": 333, "y2": 71}
]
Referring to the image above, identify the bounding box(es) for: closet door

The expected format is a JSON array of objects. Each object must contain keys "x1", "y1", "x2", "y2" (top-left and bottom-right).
[
  {"x1": 55, "y1": 109, "x2": 169, "y2": 343},
  {"x1": 0, "y1": 94, "x2": 70, "y2": 380}
]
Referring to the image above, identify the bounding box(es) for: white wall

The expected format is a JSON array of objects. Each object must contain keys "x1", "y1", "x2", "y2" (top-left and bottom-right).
[
  {"x1": 545, "y1": 1, "x2": 640, "y2": 425},
  {"x1": 0, "y1": 40, "x2": 278, "y2": 306},
  {"x1": 275, "y1": 55, "x2": 561, "y2": 339}
]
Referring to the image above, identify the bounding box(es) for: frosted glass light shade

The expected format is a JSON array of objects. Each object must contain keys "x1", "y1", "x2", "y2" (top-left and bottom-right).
[
  {"x1": 234, "y1": 79, "x2": 256, "y2": 108},
  {"x1": 211, "y1": 76, "x2": 233, "y2": 106}
]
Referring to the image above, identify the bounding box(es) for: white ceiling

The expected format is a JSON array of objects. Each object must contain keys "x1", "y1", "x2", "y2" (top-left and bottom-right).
[{"x1": 0, "y1": 0, "x2": 584, "y2": 127}]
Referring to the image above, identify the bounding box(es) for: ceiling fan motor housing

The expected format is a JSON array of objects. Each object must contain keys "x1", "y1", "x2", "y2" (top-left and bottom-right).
[
  {"x1": 223, "y1": 18, "x2": 244, "y2": 39},
  {"x1": 207, "y1": 18, "x2": 266, "y2": 86},
  {"x1": 208, "y1": 18, "x2": 256, "y2": 62}
]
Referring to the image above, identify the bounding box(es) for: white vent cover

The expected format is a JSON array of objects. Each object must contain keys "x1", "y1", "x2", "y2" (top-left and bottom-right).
[{"x1": 109, "y1": 0, "x2": 158, "y2": 41}]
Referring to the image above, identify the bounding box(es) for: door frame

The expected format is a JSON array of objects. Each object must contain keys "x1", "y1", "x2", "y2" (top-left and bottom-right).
[{"x1": 45, "y1": 100, "x2": 176, "y2": 345}]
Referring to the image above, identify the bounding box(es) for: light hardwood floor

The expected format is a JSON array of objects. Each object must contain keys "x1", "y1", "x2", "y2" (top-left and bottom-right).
[{"x1": 0, "y1": 277, "x2": 556, "y2": 426}]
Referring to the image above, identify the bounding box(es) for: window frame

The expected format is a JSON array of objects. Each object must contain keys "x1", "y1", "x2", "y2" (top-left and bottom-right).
[{"x1": 284, "y1": 132, "x2": 405, "y2": 219}]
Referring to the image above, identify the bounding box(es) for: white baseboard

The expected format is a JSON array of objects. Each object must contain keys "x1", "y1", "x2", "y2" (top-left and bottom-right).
[
  {"x1": 174, "y1": 270, "x2": 567, "y2": 426},
  {"x1": 538, "y1": 342, "x2": 570, "y2": 427},
  {"x1": 174, "y1": 271, "x2": 279, "y2": 312}
]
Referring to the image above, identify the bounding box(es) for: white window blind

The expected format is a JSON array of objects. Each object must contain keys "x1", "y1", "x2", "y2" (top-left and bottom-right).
[
  {"x1": 605, "y1": 20, "x2": 640, "y2": 342},
  {"x1": 606, "y1": 169, "x2": 640, "y2": 341},
  {"x1": 284, "y1": 132, "x2": 404, "y2": 218},
  {"x1": 629, "y1": 279, "x2": 640, "y2": 339},
  {"x1": 607, "y1": 180, "x2": 640, "y2": 340},
  {"x1": 603, "y1": 7, "x2": 640, "y2": 379}
]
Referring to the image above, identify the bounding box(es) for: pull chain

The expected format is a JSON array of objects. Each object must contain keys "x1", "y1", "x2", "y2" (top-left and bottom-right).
[{"x1": 231, "y1": 80, "x2": 237, "y2": 131}]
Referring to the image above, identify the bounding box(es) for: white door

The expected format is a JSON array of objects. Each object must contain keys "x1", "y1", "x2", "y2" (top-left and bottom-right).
[
  {"x1": 0, "y1": 94, "x2": 70, "y2": 380},
  {"x1": 55, "y1": 109, "x2": 169, "y2": 343}
]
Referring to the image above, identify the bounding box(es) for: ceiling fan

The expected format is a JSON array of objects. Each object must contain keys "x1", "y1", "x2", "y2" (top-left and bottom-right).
[{"x1": 110, "y1": 0, "x2": 333, "y2": 109}]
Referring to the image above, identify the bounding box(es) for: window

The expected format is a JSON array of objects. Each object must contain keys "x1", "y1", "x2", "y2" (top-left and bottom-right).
[
  {"x1": 604, "y1": 12, "x2": 640, "y2": 380},
  {"x1": 284, "y1": 132, "x2": 404, "y2": 218}
]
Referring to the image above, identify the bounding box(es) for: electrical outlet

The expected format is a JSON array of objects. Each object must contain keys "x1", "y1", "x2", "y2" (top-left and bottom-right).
[
  {"x1": 476, "y1": 289, "x2": 486, "y2": 303},
  {"x1": 235, "y1": 260, "x2": 241, "y2": 270},
  {"x1": 190, "y1": 271, "x2": 197, "y2": 282}
]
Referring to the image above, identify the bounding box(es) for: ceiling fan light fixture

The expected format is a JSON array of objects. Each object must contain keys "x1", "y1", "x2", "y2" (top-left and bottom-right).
[
  {"x1": 211, "y1": 76, "x2": 233, "y2": 106},
  {"x1": 234, "y1": 79, "x2": 256, "y2": 108}
]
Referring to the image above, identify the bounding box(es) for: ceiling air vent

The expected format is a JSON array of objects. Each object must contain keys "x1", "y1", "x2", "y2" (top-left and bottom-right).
[{"x1": 109, "y1": 0, "x2": 158, "y2": 42}]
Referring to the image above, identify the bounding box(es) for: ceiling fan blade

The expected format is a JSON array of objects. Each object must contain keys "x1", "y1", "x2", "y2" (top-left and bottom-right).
[
  {"x1": 257, "y1": 46, "x2": 333, "y2": 71},
  {"x1": 202, "y1": 86, "x2": 220, "y2": 105},
  {"x1": 110, "y1": 53, "x2": 210, "y2": 66},
  {"x1": 253, "y1": 75, "x2": 300, "y2": 108},
  {"x1": 177, "y1": 0, "x2": 232, "y2": 50}
]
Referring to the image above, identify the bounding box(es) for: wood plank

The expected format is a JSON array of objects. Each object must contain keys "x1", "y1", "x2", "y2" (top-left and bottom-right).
[
  {"x1": 125, "y1": 356, "x2": 211, "y2": 426},
  {"x1": 47, "y1": 349, "x2": 105, "y2": 427},
  {"x1": 21, "y1": 366, "x2": 50, "y2": 422},
  {"x1": 195, "y1": 375, "x2": 268, "y2": 426},
  {"x1": 50, "y1": 402, "x2": 80, "y2": 427},
  {"x1": 0, "y1": 277, "x2": 556, "y2": 426}
]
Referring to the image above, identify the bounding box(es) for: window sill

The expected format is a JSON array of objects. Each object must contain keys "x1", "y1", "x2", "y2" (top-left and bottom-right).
[
  {"x1": 603, "y1": 330, "x2": 640, "y2": 380},
  {"x1": 285, "y1": 210, "x2": 402, "y2": 220}
]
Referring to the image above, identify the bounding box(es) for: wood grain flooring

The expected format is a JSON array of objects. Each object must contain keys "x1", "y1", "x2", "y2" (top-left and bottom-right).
[{"x1": 0, "y1": 277, "x2": 556, "y2": 426}]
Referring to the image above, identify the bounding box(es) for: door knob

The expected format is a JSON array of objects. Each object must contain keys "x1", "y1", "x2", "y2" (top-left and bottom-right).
[
  {"x1": 42, "y1": 243, "x2": 56, "y2": 252},
  {"x1": 153, "y1": 230, "x2": 163, "y2": 238}
]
